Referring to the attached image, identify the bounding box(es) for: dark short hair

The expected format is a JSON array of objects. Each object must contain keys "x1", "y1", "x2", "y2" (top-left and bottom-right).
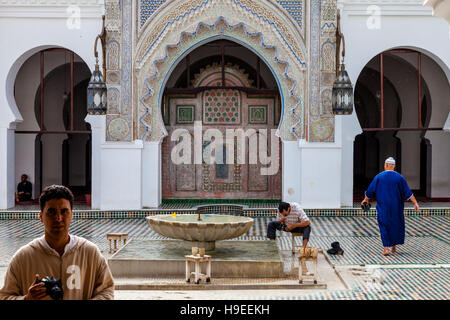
[
  {"x1": 21, "y1": 174, "x2": 28, "y2": 179},
  {"x1": 278, "y1": 202, "x2": 290, "y2": 213},
  {"x1": 39, "y1": 185, "x2": 74, "y2": 211}
]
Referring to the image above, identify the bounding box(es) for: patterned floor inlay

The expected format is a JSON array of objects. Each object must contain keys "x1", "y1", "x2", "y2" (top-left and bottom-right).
[
  {"x1": 230, "y1": 268, "x2": 450, "y2": 300},
  {"x1": 303, "y1": 236, "x2": 450, "y2": 266},
  {"x1": 1, "y1": 216, "x2": 449, "y2": 300}
]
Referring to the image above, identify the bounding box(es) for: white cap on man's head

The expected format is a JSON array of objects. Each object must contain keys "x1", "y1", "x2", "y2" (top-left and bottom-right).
[{"x1": 385, "y1": 157, "x2": 396, "y2": 165}]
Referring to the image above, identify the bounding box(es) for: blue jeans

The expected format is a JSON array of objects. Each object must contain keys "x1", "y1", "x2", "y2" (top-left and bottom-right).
[{"x1": 267, "y1": 221, "x2": 311, "y2": 240}]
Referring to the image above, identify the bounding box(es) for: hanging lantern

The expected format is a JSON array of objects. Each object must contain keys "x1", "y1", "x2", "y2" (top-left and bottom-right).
[
  {"x1": 87, "y1": 61, "x2": 107, "y2": 115},
  {"x1": 87, "y1": 15, "x2": 107, "y2": 115},
  {"x1": 332, "y1": 9, "x2": 354, "y2": 115},
  {"x1": 332, "y1": 65, "x2": 353, "y2": 115}
]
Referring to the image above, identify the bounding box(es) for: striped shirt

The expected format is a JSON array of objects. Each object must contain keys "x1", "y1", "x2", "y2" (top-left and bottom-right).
[{"x1": 277, "y1": 202, "x2": 309, "y2": 225}]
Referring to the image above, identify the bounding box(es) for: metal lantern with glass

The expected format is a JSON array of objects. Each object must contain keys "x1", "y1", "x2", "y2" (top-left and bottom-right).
[
  {"x1": 332, "y1": 10, "x2": 354, "y2": 115},
  {"x1": 87, "y1": 15, "x2": 107, "y2": 115}
]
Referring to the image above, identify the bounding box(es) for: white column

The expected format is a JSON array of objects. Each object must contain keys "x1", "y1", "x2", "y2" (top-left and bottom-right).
[
  {"x1": 14, "y1": 134, "x2": 37, "y2": 199},
  {"x1": 0, "y1": 126, "x2": 15, "y2": 209},
  {"x1": 84, "y1": 115, "x2": 106, "y2": 209},
  {"x1": 100, "y1": 140, "x2": 143, "y2": 210},
  {"x1": 425, "y1": 131, "x2": 450, "y2": 198},
  {"x1": 142, "y1": 141, "x2": 162, "y2": 208},
  {"x1": 282, "y1": 140, "x2": 302, "y2": 204},
  {"x1": 340, "y1": 114, "x2": 362, "y2": 207}
]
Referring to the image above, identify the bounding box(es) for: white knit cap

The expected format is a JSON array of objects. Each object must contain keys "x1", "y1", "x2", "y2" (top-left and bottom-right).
[{"x1": 385, "y1": 157, "x2": 396, "y2": 165}]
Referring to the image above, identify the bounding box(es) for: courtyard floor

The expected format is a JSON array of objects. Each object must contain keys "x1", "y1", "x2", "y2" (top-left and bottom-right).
[{"x1": 0, "y1": 213, "x2": 448, "y2": 300}]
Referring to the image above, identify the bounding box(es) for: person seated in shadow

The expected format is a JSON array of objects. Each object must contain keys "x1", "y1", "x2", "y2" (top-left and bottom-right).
[{"x1": 16, "y1": 174, "x2": 32, "y2": 202}]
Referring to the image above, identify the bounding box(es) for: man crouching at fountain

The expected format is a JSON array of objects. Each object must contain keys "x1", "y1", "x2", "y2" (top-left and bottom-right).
[
  {"x1": 0, "y1": 185, "x2": 114, "y2": 300},
  {"x1": 267, "y1": 202, "x2": 311, "y2": 248}
]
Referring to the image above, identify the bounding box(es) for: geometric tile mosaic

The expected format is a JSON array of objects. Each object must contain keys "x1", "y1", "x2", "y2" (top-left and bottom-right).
[
  {"x1": 176, "y1": 105, "x2": 195, "y2": 124},
  {"x1": 1, "y1": 217, "x2": 448, "y2": 267},
  {"x1": 203, "y1": 89, "x2": 241, "y2": 125},
  {"x1": 276, "y1": 1, "x2": 303, "y2": 28},
  {"x1": 220, "y1": 268, "x2": 450, "y2": 300},
  {"x1": 248, "y1": 106, "x2": 267, "y2": 124},
  {"x1": 140, "y1": 0, "x2": 166, "y2": 26},
  {"x1": 232, "y1": 268, "x2": 450, "y2": 300},
  {"x1": 306, "y1": 236, "x2": 450, "y2": 265},
  {"x1": 1, "y1": 215, "x2": 449, "y2": 300},
  {"x1": 1, "y1": 208, "x2": 448, "y2": 220}
]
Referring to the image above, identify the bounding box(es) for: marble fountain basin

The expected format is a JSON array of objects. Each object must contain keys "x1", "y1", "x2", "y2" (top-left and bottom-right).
[{"x1": 146, "y1": 214, "x2": 254, "y2": 250}]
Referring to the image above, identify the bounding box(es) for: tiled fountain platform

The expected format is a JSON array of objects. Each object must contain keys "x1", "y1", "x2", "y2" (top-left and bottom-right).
[{"x1": 109, "y1": 239, "x2": 284, "y2": 278}]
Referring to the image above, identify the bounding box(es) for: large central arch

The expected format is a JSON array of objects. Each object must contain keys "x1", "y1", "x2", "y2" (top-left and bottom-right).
[{"x1": 134, "y1": 0, "x2": 308, "y2": 142}]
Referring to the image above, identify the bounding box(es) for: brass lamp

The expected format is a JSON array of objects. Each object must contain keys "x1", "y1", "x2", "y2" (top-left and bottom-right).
[
  {"x1": 87, "y1": 15, "x2": 107, "y2": 115},
  {"x1": 332, "y1": 10, "x2": 354, "y2": 115}
]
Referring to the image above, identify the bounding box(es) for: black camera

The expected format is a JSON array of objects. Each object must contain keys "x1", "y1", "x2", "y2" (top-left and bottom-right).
[
  {"x1": 36, "y1": 276, "x2": 64, "y2": 300},
  {"x1": 361, "y1": 202, "x2": 371, "y2": 212}
]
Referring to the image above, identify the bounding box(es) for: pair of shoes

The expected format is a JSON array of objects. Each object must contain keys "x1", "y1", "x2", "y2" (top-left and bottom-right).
[{"x1": 327, "y1": 241, "x2": 344, "y2": 255}]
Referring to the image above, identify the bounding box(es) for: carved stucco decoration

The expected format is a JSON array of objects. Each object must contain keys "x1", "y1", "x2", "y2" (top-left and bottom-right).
[
  {"x1": 134, "y1": 0, "x2": 308, "y2": 142},
  {"x1": 191, "y1": 62, "x2": 254, "y2": 88},
  {"x1": 308, "y1": 0, "x2": 337, "y2": 142}
]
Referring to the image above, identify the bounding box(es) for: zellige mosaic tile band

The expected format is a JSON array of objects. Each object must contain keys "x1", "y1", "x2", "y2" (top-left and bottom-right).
[{"x1": 0, "y1": 208, "x2": 448, "y2": 220}]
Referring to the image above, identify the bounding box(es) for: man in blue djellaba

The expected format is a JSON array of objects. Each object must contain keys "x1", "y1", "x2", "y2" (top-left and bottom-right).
[{"x1": 361, "y1": 157, "x2": 421, "y2": 256}]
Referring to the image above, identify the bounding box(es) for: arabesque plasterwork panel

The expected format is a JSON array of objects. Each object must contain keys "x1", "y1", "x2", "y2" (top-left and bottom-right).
[
  {"x1": 105, "y1": 0, "x2": 338, "y2": 143},
  {"x1": 134, "y1": 0, "x2": 308, "y2": 142}
]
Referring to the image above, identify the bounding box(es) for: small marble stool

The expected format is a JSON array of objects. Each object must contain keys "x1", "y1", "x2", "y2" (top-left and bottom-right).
[
  {"x1": 298, "y1": 247, "x2": 319, "y2": 284},
  {"x1": 185, "y1": 255, "x2": 212, "y2": 284},
  {"x1": 291, "y1": 232, "x2": 303, "y2": 254},
  {"x1": 106, "y1": 233, "x2": 129, "y2": 253}
]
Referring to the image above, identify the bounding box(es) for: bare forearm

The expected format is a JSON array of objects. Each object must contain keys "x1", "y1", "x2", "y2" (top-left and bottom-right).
[{"x1": 408, "y1": 195, "x2": 418, "y2": 205}]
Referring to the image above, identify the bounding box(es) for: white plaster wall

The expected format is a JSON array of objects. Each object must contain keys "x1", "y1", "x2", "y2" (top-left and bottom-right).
[
  {"x1": 339, "y1": 0, "x2": 450, "y2": 202},
  {"x1": 282, "y1": 141, "x2": 302, "y2": 204},
  {"x1": 0, "y1": 2, "x2": 104, "y2": 208},
  {"x1": 298, "y1": 141, "x2": 342, "y2": 208},
  {"x1": 100, "y1": 141, "x2": 144, "y2": 210}
]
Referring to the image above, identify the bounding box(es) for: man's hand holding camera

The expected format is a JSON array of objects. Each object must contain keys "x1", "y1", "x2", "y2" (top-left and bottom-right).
[
  {"x1": 25, "y1": 274, "x2": 47, "y2": 300},
  {"x1": 284, "y1": 224, "x2": 295, "y2": 232}
]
